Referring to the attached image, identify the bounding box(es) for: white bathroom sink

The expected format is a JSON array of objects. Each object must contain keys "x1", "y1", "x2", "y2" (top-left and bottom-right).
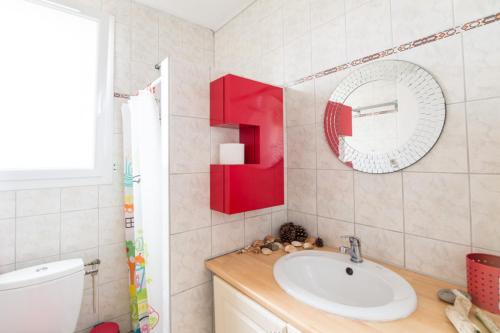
[{"x1": 273, "y1": 251, "x2": 417, "y2": 321}]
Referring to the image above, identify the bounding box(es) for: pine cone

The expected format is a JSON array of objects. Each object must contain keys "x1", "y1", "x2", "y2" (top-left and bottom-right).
[
  {"x1": 315, "y1": 237, "x2": 324, "y2": 248},
  {"x1": 279, "y1": 222, "x2": 296, "y2": 244},
  {"x1": 294, "y1": 225, "x2": 308, "y2": 242}
]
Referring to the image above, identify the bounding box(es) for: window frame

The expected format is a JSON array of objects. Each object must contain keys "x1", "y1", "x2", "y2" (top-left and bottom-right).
[{"x1": 0, "y1": 0, "x2": 115, "y2": 190}]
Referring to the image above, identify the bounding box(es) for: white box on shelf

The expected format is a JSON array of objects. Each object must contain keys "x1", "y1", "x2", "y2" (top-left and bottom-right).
[{"x1": 220, "y1": 143, "x2": 245, "y2": 164}]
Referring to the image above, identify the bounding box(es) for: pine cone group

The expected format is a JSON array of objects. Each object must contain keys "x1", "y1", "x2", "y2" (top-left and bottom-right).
[
  {"x1": 279, "y1": 222, "x2": 309, "y2": 243},
  {"x1": 279, "y1": 222, "x2": 296, "y2": 243},
  {"x1": 294, "y1": 225, "x2": 308, "y2": 242}
]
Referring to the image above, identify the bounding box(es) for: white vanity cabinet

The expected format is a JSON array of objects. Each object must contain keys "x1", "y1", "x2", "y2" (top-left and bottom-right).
[{"x1": 214, "y1": 276, "x2": 302, "y2": 333}]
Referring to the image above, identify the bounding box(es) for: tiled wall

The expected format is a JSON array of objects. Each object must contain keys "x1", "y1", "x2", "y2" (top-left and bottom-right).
[
  {"x1": 214, "y1": 0, "x2": 500, "y2": 286},
  {"x1": 0, "y1": 0, "x2": 215, "y2": 332},
  {"x1": 169, "y1": 62, "x2": 288, "y2": 332}
]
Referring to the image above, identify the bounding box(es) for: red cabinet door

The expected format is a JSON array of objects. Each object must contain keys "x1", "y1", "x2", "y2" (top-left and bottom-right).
[{"x1": 210, "y1": 75, "x2": 284, "y2": 214}]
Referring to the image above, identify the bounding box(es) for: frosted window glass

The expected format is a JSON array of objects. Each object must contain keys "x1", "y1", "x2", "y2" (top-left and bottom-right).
[{"x1": 0, "y1": 1, "x2": 99, "y2": 171}]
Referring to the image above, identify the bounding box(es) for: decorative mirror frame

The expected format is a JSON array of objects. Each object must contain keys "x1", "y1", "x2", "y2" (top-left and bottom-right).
[{"x1": 324, "y1": 60, "x2": 446, "y2": 173}]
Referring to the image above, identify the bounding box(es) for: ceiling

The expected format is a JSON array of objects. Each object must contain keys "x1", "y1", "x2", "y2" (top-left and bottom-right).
[{"x1": 135, "y1": 0, "x2": 255, "y2": 31}]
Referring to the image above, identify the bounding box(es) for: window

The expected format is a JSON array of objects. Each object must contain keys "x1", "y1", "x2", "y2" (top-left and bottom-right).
[{"x1": 0, "y1": 0, "x2": 114, "y2": 190}]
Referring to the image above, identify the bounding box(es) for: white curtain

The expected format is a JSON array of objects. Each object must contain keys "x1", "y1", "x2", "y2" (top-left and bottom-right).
[{"x1": 122, "y1": 88, "x2": 167, "y2": 333}]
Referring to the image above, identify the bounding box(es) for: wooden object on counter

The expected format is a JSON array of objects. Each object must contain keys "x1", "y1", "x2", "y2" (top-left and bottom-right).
[
  {"x1": 206, "y1": 247, "x2": 500, "y2": 333},
  {"x1": 445, "y1": 290, "x2": 481, "y2": 333},
  {"x1": 476, "y1": 308, "x2": 500, "y2": 333}
]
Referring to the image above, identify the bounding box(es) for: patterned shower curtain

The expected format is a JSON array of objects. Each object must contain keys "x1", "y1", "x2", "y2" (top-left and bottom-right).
[{"x1": 121, "y1": 90, "x2": 164, "y2": 333}]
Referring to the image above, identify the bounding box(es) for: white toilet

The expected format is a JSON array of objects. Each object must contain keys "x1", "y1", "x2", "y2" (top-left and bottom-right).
[{"x1": 0, "y1": 259, "x2": 85, "y2": 333}]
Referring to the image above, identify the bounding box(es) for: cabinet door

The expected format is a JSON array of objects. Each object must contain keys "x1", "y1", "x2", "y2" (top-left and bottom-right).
[{"x1": 214, "y1": 276, "x2": 287, "y2": 333}]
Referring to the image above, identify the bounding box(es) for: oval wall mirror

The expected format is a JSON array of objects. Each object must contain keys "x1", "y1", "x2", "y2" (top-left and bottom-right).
[{"x1": 324, "y1": 60, "x2": 446, "y2": 173}]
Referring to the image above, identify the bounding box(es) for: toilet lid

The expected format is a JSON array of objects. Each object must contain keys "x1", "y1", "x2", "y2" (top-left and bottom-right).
[{"x1": 0, "y1": 259, "x2": 83, "y2": 291}]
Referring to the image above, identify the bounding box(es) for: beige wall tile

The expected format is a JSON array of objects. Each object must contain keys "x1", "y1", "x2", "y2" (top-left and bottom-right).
[
  {"x1": 317, "y1": 169, "x2": 354, "y2": 222},
  {"x1": 467, "y1": 98, "x2": 500, "y2": 173},
  {"x1": 284, "y1": 34, "x2": 312, "y2": 83},
  {"x1": 0, "y1": 192, "x2": 15, "y2": 219},
  {"x1": 286, "y1": 80, "x2": 315, "y2": 128},
  {"x1": 99, "y1": 207, "x2": 125, "y2": 246},
  {"x1": 312, "y1": 17, "x2": 346, "y2": 73},
  {"x1": 130, "y1": 3, "x2": 159, "y2": 65},
  {"x1": 345, "y1": 0, "x2": 373, "y2": 12},
  {"x1": 61, "y1": 186, "x2": 98, "y2": 212},
  {"x1": 130, "y1": 60, "x2": 158, "y2": 93},
  {"x1": 407, "y1": 103, "x2": 468, "y2": 173},
  {"x1": 61, "y1": 210, "x2": 99, "y2": 253},
  {"x1": 114, "y1": 22, "x2": 131, "y2": 61},
  {"x1": 171, "y1": 59, "x2": 210, "y2": 118},
  {"x1": 98, "y1": 279, "x2": 130, "y2": 322},
  {"x1": 287, "y1": 169, "x2": 317, "y2": 214},
  {"x1": 170, "y1": 173, "x2": 210, "y2": 234},
  {"x1": 310, "y1": 0, "x2": 345, "y2": 29},
  {"x1": 16, "y1": 189, "x2": 60, "y2": 217},
  {"x1": 171, "y1": 228, "x2": 212, "y2": 294},
  {"x1": 463, "y1": 22, "x2": 500, "y2": 100},
  {"x1": 317, "y1": 216, "x2": 354, "y2": 248},
  {"x1": 453, "y1": 0, "x2": 500, "y2": 25},
  {"x1": 76, "y1": 288, "x2": 99, "y2": 331},
  {"x1": 245, "y1": 214, "x2": 272, "y2": 245},
  {"x1": 287, "y1": 124, "x2": 317, "y2": 169},
  {"x1": 211, "y1": 210, "x2": 244, "y2": 226},
  {"x1": 271, "y1": 210, "x2": 288, "y2": 235},
  {"x1": 212, "y1": 221, "x2": 244, "y2": 256},
  {"x1": 102, "y1": 0, "x2": 131, "y2": 24},
  {"x1": 354, "y1": 172, "x2": 403, "y2": 231},
  {"x1": 405, "y1": 234, "x2": 470, "y2": 285},
  {"x1": 403, "y1": 173, "x2": 470, "y2": 245},
  {"x1": 171, "y1": 282, "x2": 213, "y2": 333},
  {"x1": 260, "y1": 47, "x2": 285, "y2": 86},
  {"x1": 171, "y1": 116, "x2": 210, "y2": 173},
  {"x1": 0, "y1": 264, "x2": 15, "y2": 274},
  {"x1": 260, "y1": 10, "x2": 284, "y2": 52},
  {"x1": 16, "y1": 214, "x2": 60, "y2": 262},
  {"x1": 98, "y1": 243, "x2": 128, "y2": 284},
  {"x1": 470, "y1": 175, "x2": 500, "y2": 252},
  {"x1": 472, "y1": 247, "x2": 500, "y2": 257},
  {"x1": 287, "y1": 210, "x2": 318, "y2": 237},
  {"x1": 0, "y1": 219, "x2": 15, "y2": 265},
  {"x1": 355, "y1": 224, "x2": 404, "y2": 266},
  {"x1": 283, "y1": 0, "x2": 310, "y2": 44},
  {"x1": 98, "y1": 184, "x2": 123, "y2": 208},
  {"x1": 245, "y1": 207, "x2": 273, "y2": 219},
  {"x1": 346, "y1": 0, "x2": 392, "y2": 60},
  {"x1": 391, "y1": 0, "x2": 453, "y2": 45}
]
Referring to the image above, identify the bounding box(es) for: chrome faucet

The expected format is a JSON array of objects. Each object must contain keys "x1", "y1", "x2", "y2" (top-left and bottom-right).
[{"x1": 339, "y1": 235, "x2": 363, "y2": 263}]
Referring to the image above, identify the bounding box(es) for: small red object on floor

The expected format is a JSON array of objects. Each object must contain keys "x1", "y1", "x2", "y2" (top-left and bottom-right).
[{"x1": 90, "y1": 322, "x2": 120, "y2": 333}]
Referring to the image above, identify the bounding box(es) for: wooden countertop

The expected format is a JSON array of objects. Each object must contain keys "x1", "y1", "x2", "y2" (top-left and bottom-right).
[{"x1": 206, "y1": 247, "x2": 500, "y2": 333}]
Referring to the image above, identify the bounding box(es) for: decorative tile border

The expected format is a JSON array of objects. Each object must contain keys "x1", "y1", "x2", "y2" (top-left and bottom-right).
[{"x1": 286, "y1": 12, "x2": 500, "y2": 87}]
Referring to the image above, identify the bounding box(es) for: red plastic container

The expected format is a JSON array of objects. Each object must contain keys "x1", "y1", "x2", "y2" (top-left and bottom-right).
[
  {"x1": 90, "y1": 322, "x2": 120, "y2": 333},
  {"x1": 466, "y1": 253, "x2": 500, "y2": 314}
]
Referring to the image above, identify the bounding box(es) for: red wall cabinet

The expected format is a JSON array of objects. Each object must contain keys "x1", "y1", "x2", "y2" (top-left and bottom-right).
[{"x1": 210, "y1": 74, "x2": 284, "y2": 214}]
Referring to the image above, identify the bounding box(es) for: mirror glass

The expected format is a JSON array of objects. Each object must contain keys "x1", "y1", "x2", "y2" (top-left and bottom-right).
[{"x1": 324, "y1": 60, "x2": 446, "y2": 173}]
